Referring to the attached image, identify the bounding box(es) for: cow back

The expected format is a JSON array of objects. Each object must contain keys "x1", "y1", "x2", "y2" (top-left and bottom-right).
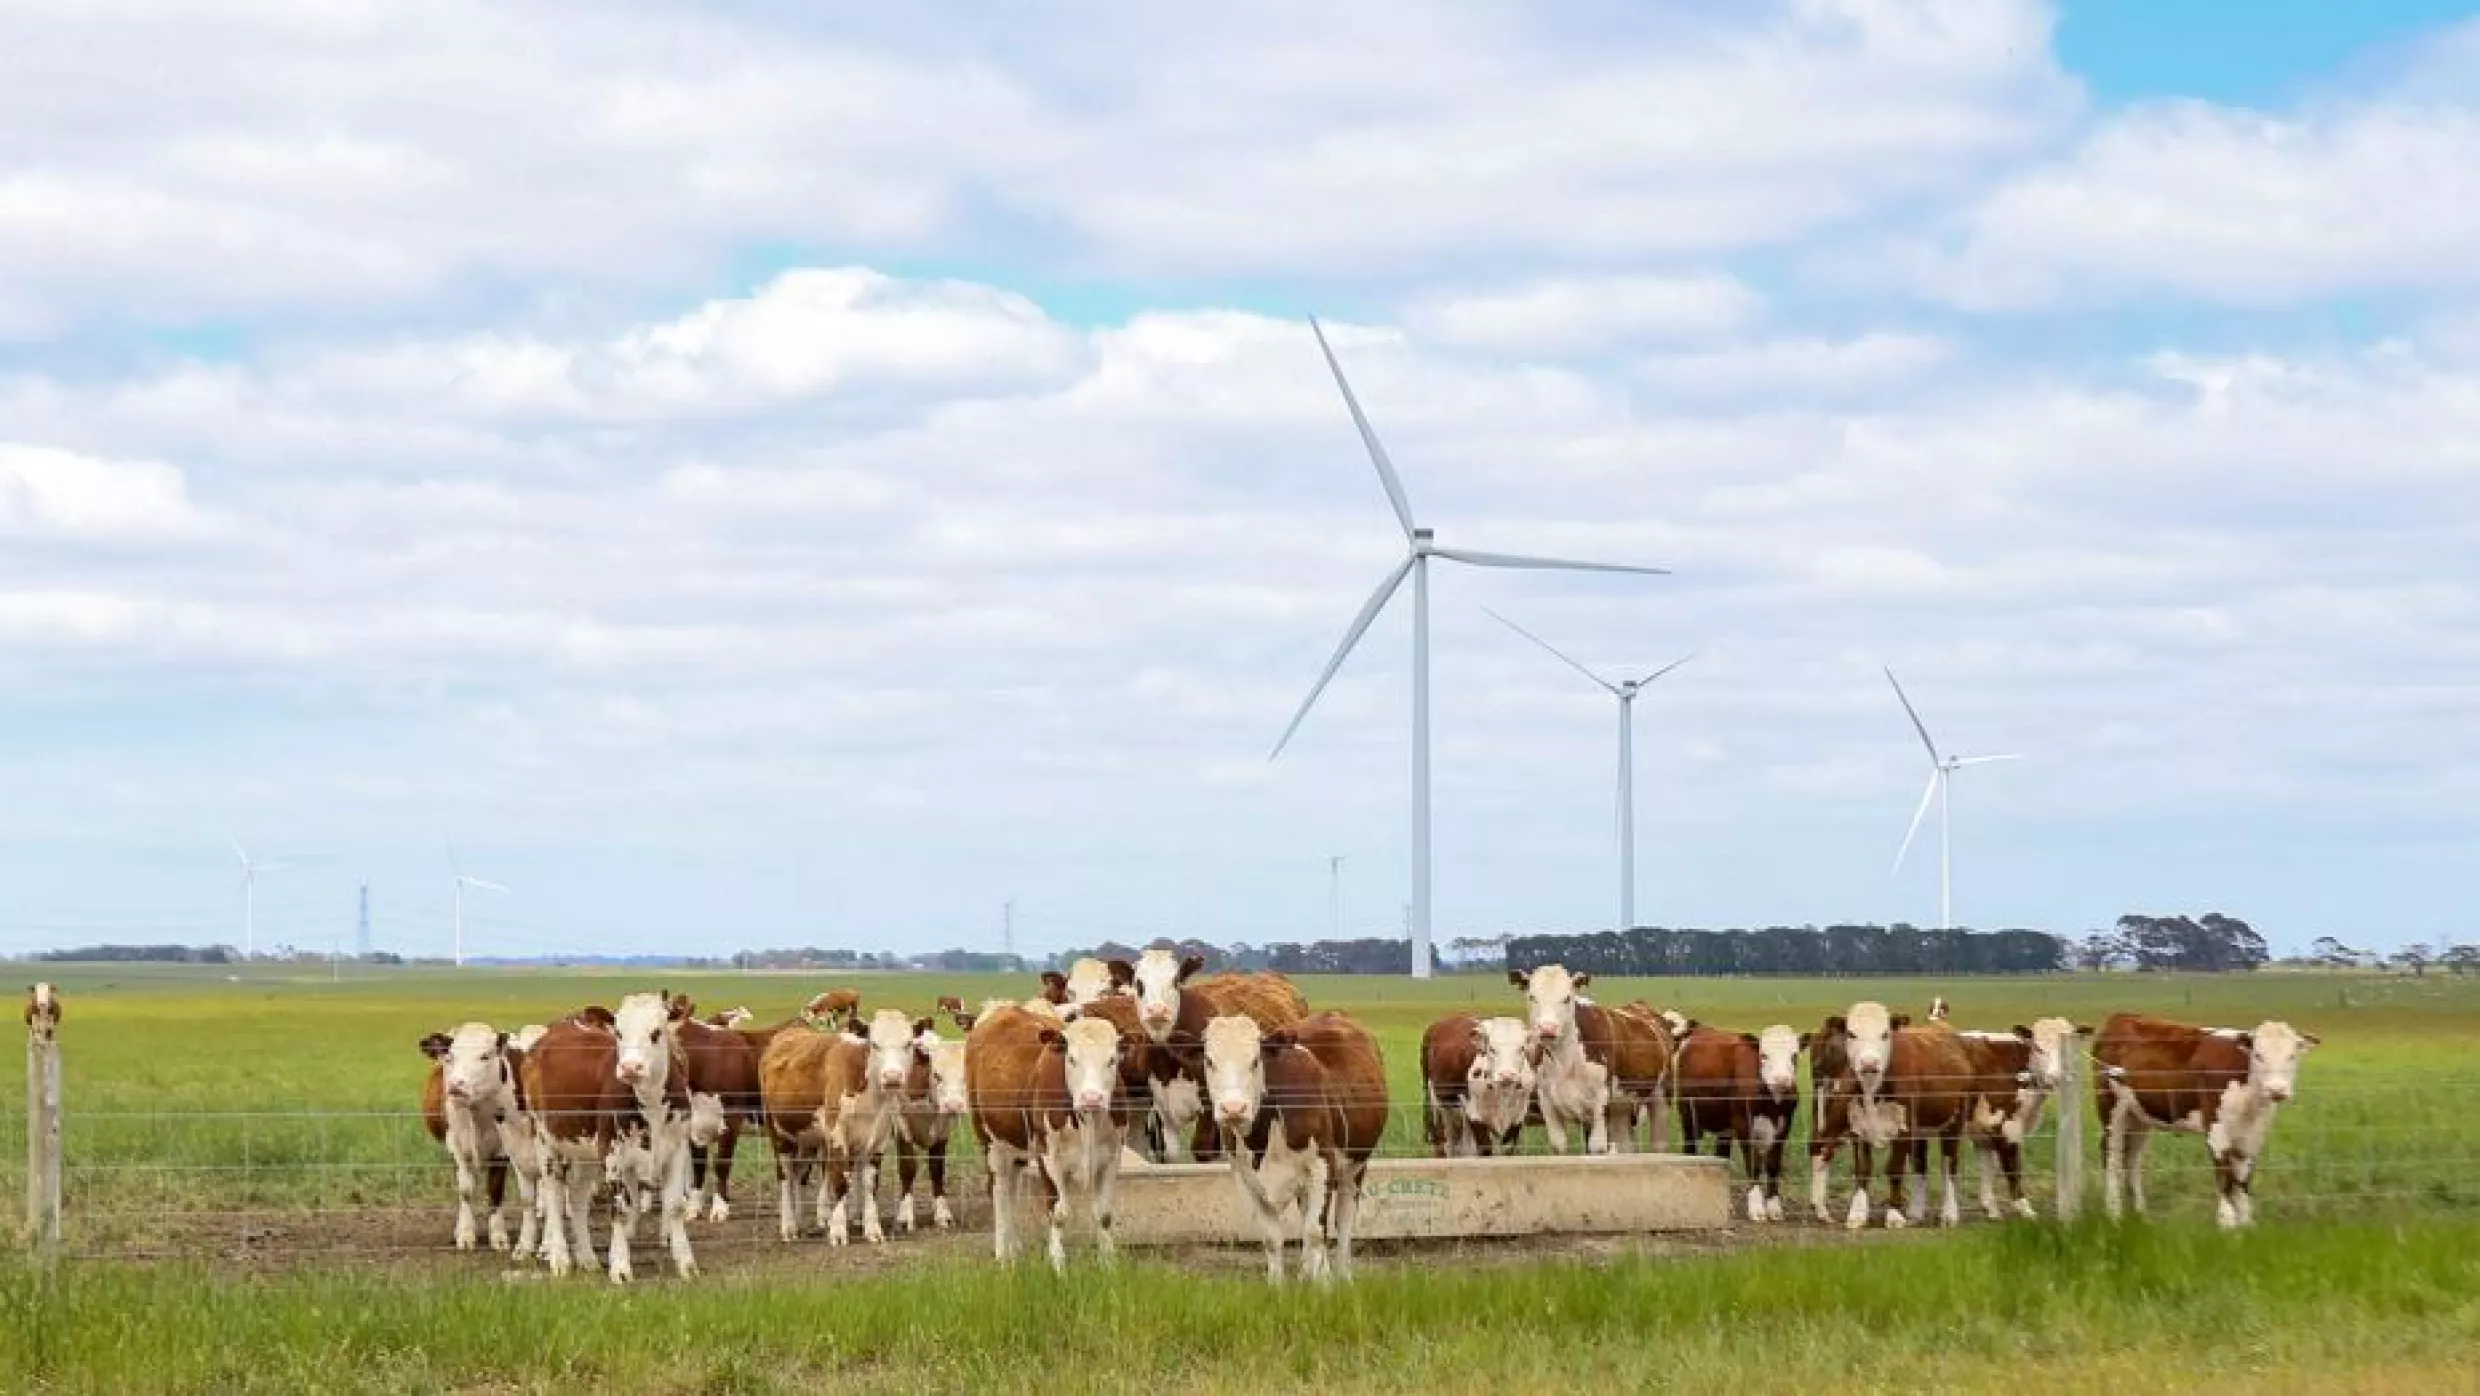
[
  {"x1": 1576, "y1": 1002, "x2": 1673, "y2": 1095},
  {"x1": 1194, "y1": 972, "x2": 1310, "y2": 1026},
  {"x1": 420, "y1": 1063, "x2": 448, "y2": 1144},
  {"x1": 758, "y1": 1026, "x2": 844, "y2": 1141},
  {"x1": 966, "y1": 1005, "x2": 1069, "y2": 1150},
  {"x1": 522, "y1": 1021, "x2": 625, "y2": 1142},
  {"x1": 2094, "y1": 1012, "x2": 2247, "y2": 1123},
  {"x1": 1419, "y1": 1013, "x2": 1483, "y2": 1093},
  {"x1": 675, "y1": 1016, "x2": 764, "y2": 1116},
  {"x1": 1672, "y1": 1025, "x2": 1760, "y2": 1118},
  {"x1": 1887, "y1": 1022, "x2": 1978, "y2": 1130},
  {"x1": 1287, "y1": 1012, "x2": 1390, "y2": 1164}
]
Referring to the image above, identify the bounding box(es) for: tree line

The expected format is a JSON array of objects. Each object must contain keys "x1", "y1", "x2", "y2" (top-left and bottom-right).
[{"x1": 1502, "y1": 924, "x2": 2069, "y2": 977}]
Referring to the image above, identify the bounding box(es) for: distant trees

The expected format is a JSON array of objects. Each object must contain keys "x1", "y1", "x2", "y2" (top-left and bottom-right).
[
  {"x1": 2444, "y1": 945, "x2": 2480, "y2": 977},
  {"x1": 1501, "y1": 924, "x2": 2068, "y2": 977},
  {"x1": 2115, "y1": 912, "x2": 2269, "y2": 972},
  {"x1": 36, "y1": 944, "x2": 232, "y2": 964}
]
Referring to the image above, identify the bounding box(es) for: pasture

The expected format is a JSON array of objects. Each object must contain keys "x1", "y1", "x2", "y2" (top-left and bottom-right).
[{"x1": 6, "y1": 965, "x2": 2479, "y2": 1392}]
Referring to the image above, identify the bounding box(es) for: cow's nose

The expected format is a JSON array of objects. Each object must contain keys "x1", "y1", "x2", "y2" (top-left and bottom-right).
[
  {"x1": 1077, "y1": 1089, "x2": 1107, "y2": 1111},
  {"x1": 1218, "y1": 1098, "x2": 1250, "y2": 1121},
  {"x1": 880, "y1": 1070, "x2": 906, "y2": 1089},
  {"x1": 2266, "y1": 1083, "x2": 2292, "y2": 1103},
  {"x1": 1536, "y1": 1022, "x2": 1558, "y2": 1039}
]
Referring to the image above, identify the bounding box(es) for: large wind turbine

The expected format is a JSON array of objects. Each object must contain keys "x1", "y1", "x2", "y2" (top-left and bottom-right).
[
  {"x1": 1885, "y1": 667, "x2": 2022, "y2": 930},
  {"x1": 1269, "y1": 318, "x2": 1669, "y2": 978},
  {"x1": 1484, "y1": 607, "x2": 1691, "y2": 933},
  {"x1": 447, "y1": 847, "x2": 509, "y2": 969},
  {"x1": 230, "y1": 839, "x2": 287, "y2": 960}
]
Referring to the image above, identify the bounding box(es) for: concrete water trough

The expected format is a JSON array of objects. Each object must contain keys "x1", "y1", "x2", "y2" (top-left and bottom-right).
[{"x1": 1109, "y1": 1151, "x2": 1732, "y2": 1245}]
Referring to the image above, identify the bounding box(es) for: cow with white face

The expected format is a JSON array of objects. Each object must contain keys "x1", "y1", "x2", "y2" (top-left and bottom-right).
[
  {"x1": 1513, "y1": 965, "x2": 1609, "y2": 1153},
  {"x1": 894, "y1": 1029, "x2": 971, "y2": 1232},
  {"x1": 605, "y1": 992, "x2": 698, "y2": 1281},
  {"x1": 1121, "y1": 949, "x2": 1204, "y2": 1045},
  {"x1": 2095, "y1": 1013, "x2": 2318, "y2": 1228},
  {"x1": 1951, "y1": 1015, "x2": 2088, "y2": 1220},
  {"x1": 1418, "y1": 1013, "x2": 1536, "y2": 1157},
  {"x1": 815, "y1": 1009, "x2": 920, "y2": 1246},
  {"x1": 418, "y1": 1022, "x2": 538, "y2": 1255}
]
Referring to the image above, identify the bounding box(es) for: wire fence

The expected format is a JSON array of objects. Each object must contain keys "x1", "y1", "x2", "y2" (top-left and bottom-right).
[{"x1": 11, "y1": 1037, "x2": 2477, "y2": 1269}]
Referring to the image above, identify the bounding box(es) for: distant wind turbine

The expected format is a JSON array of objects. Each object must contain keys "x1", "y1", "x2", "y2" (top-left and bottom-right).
[
  {"x1": 1269, "y1": 317, "x2": 1670, "y2": 978},
  {"x1": 1484, "y1": 607, "x2": 1692, "y2": 933},
  {"x1": 447, "y1": 846, "x2": 509, "y2": 969},
  {"x1": 231, "y1": 839, "x2": 288, "y2": 960},
  {"x1": 1886, "y1": 667, "x2": 2022, "y2": 930}
]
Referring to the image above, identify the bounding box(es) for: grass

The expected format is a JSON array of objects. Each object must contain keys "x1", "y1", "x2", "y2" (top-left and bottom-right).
[{"x1": 4, "y1": 1217, "x2": 2476, "y2": 1393}]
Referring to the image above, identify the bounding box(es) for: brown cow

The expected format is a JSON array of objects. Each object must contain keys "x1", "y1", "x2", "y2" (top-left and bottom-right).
[
  {"x1": 663, "y1": 995, "x2": 764, "y2": 1224},
  {"x1": 520, "y1": 996, "x2": 698, "y2": 1282},
  {"x1": 25, "y1": 982, "x2": 61, "y2": 1037},
  {"x1": 1201, "y1": 1011, "x2": 1389, "y2": 1284},
  {"x1": 757, "y1": 1021, "x2": 848, "y2": 1242},
  {"x1": 808, "y1": 1010, "x2": 923, "y2": 1246},
  {"x1": 893, "y1": 1025, "x2": 971, "y2": 1232},
  {"x1": 1673, "y1": 1023, "x2": 1802, "y2": 1223},
  {"x1": 1509, "y1": 966, "x2": 1676, "y2": 1154},
  {"x1": 1418, "y1": 1013, "x2": 1534, "y2": 1157},
  {"x1": 1114, "y1": 952, "x2": 1311, "y2": 1162},
  {"x1": 966, "y1": 1005, "x2": 1131, "y2": 1271},
  {"x1": 418, "y1": 1024, "x2": 537, "y2": 1253},
  {"x1": 1951, "y1": 1018, "x2": 2085, "y2": 1221},
  {"x1": 2093, "y1": 1013, "x2": 2316, "y2": 1228},
  {"x1": 1038, "y1": 959, "x2": 1119, "y2": 1007},
  {"x1": 1822, "y1": 1000, "x2": 1978, "y2": 1230},
  {"x1": 802, "y1": 988, "x2": 863, "y2": 1029}
]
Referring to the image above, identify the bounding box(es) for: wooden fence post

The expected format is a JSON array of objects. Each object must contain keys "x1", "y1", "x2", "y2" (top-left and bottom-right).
[
  {"x1": 2054, "y1": 1027, "x2": 2086, "y2": 1223},
  {"x1": 24, "y1": 982, "x2": 63, "y2": 1263}
]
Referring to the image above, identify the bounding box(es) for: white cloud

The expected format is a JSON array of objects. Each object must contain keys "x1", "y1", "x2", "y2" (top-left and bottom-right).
[
  {"x1": 1635, "y1": 332, "x2": 1950, "y2": 398},
  {"x1": 0, "y1": 444, "x2": 211, "y2": 540},
  {"x1": 1409, "y1": 275, "x2": 1762, "y2": 354}
]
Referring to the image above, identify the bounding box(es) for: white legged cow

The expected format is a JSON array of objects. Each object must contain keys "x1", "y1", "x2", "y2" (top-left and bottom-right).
[
  {"x1": 2094, "y1": 1013, "x2": 2317, "y2": 1229},
  {"x1": 418, "y1": 1023, "x2": 539, "y2": 1256}
]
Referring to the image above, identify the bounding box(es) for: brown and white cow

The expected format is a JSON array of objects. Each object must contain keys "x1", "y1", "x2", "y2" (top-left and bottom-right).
[
  {"x1": 663, "y1": 995, "x2": 764, "y2": 1223},
  {"x1": 1952, "y1": 1017, "x2": 2086, "y2": 1220},
  {"x1": 1112, "y1": 952, "x2": 1310, "y2": 1162},
  {"x1": 966, "y1": 1005, "x2": 1132, "y2": 1270},
  {"x1": 1818, "y1": 1000, "x2": 1978, "y2": 1230},
  {"x1": 893, "y1": 1025, "x2": 971, "y2": 1232},
  {"x1": 1038, "y1": 958, "x2": 1120, "y2": 1009},
  {"x1": 519, "y1": 997, "x2": 697, "y2": 1282},
  {"x1": 702, "y1": 1006, "x2": 754, "y2": 1029},
  {"x1": 802, "y1": 988, "x2": 862, "y2": 1030},
  {"x1": 812, "y1": 1009, "x2": 923, "y2": 1247},
  {"x1": 1673, "y1": 1023, "x2": 1802, "y2": 1223},
  {"x1": 1418, "y1": 1013, "x2": 1534, "y2": 1158},
  {"x1": 757, "y1": 1022, "x2": 847, "y2": 1241},
  {"x1": 418, "y1": 1023, "x2": 538, "y2": 1254},
  {"x1": 1509, "y1": 966, "x2": 1675, "y2": 1154},
  {"x1": 1201, "y1": 1011, "x2": 1389, "y2": 1284},
  {"x1": 2093, "y1": 1013, "x2": 2317, "y2": 1228}
]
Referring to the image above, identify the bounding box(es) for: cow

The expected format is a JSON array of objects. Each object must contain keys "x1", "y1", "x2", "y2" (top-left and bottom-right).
[
  {"x1": 810, "y1": 1009, "x2": 923, "y2": 1246},
  {"x1": 2093, "y1": 1013, "x2": 2317, "y2": 1229},
  {"x1": 934, "y1": 994, "x2": 966, "y2": 1016},
  {"x1": 965, "y1": 1005, "x2": 1132, "y2": 1271},
  {"x1": 1818, "y1": 1001, "x2": 1978, "y2": 1230},
  {"x1": 702, "y1": 1006, "x2": 754, "y2": 1029},
  {"x1": 893, "y1": 1025, "x2": 971, "y2": 1233},
  {"x1": 568, "y1": 1005, "x2": 617, "y2": 1032},
  {"x1": 25, "y1": 982, "x2": 60, "y2": 1038},
  {"x1": 1201, "y1": 1011, "x2": 1389, "y2": 1285},
  {"x1": 1114, "y1": 951, "x2": 1311, "y2": 1161},
  {"x1": 1038, "y1": 959, "x2": 1120, "y2": 1008},
  {"x1": 1952, "y1": 1017, "x2": 2086, "y2": 1220},
  {"x1": 518, "y1": 999, "x2": 696, "y2": 1282},
  {"x1": 418, "y1": 1023, "x2": 539, "y2": 1254},
  {"x1": 757, "y1": 1019, "x2": 856, "y2": 1241},
  {"x1": 802, "y1": 989, "x2": 862, "y2": 1030},
  {"x1": 663, "y1": 995, "x2": 764, "y2": 1224},
  {"x1": 1508, "y1": 966, "x2": 1675, "y2": 1154},
  {"x1": 1418, "y1": 1014, "x2": 1534, "y2": 1158},
  {"x1": 1672, "y1": 1023, "x2": 1802, "y2": 1223}
]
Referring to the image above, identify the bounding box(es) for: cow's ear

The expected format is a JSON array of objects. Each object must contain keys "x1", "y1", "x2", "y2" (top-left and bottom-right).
[
  {"x1": 2235, "y1": 1032, "x2": 2255, "y2": 1050},
  {"x1": 1507, "y1": 969, "x2": 1528, "y2": 989},
  {"x1": 1038, "y1": 972, "x2": 1067, "y2": 1001},
  {"x1": 1177, "y1": 955, "x2": 1205, "y2": 984},
  {"x1": 1573, "y1": 971, "x2": 1593, "y2": 989},
  {"x1": 1890, "y1": 1013, "x2": 1912, "y2": 1031},
  {"x1": 912, "y1": 1016, "x2": 936, "y2": 1038},
  {"x1": 1823, "y1": 1016, "x2": 1847, "y2": 1038},
  {"x1": 2012, "y1": 1024, "x2": 2034, "y2": 1041},
  {"x1": 669, "y1": 996, "x2": 694, "y2": 1022},
  {"x1": 2075, "y1": 1023, "x2": 2095, "y2": 1037},
  {"x1": 495, "y1": 1031, "x2": 510, "y2": 1054},
  {"x1": 2300, "y1": 1032, "x2": 2321, "y2": 1049},
  {"x1": 419, "y1": 1033, "x2": 451, "y2": 1059},
  {"x1": 1797, "y1": 1032, "x2": 1815, "y2": 1052},
  {"x1": 951, "y1": 1011, "x2": 976, "y2": 1032},
  {"x1": 1260, "y1": 1029, "x2": 1297, "y2": 1056},
  {"x1": 1106, "y1": 959, "x2": 1136, "y2": 988},
  {"x1": 1038, "y1": 1028, "x2": 1065, "y2": 1051},
  {"x1": 1740, "y1": 1032, "x2": 1761, "y2": 1049}
]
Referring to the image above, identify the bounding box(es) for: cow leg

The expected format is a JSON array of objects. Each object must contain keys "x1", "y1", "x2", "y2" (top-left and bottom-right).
[
  {"x1": 2125, "y1": 1125, "x2": 2154, "y2": 1216},
  {"x1": 1089, "y1": 1129, "x2": 1122, "y2": 1267},
  {"x1": 774, "y1": 1141, "x2": 800, "y2": 1243},
  {"x1": 1977, "y1": 1137, "x2": 2004, "y2": 1220},
  {"x1": 706, "y1": 1123, "x2": 738, "y2": 1224},
  {"x1": 2212, "y1": 1149, "x2": 2245, "y2": 1229},
  {"x1": 662, "y1": 1135, "x2": 698, "y2": 1277},
  {"x1": 1541, "y1": 1106, "x2": 1571, "y2": 1155},
  {"x1": 1937, "y1": 1134, "x2": 1962, "y2": 1227},
  {"x1": 857, "y1": 1133, "x2": 886, "y2": 1246},
  {"x1": 563, "y1": 1158, "x2": 597, "y2": 1273},
  {"x1": 896, "y1": 1133, "x2": 922, "y2": 1234},
  {"x1": 823, "y1": 1148, "x2": 854, "y2": 1247},
  {"x1": 1899, "y1": 1137, "x2": 1928, "y2": 1226},
  {"x1": 1189, "y1": 1112, "x2": 1222, "y2": 1165},
  {"x1": 1846, "y1": 1141, "x2": 1876, "y2": 1231},
  {"x1": 484, "y1": 1152, "x2": 513, "y2": 1252},
  {"x1": 1297, "y1": 1153, "x2": 1334, "y2": 1287},
  {"x1": 1645, "y1": 1086, "x2": 1671, "y2": 1153},
  {"x1": 539, "y1": 1159, "x2": 573, "y2": 1278},
  {"x1": 451, "y1": 1142, "x2": 481, "y2": 1251},
  {"x1": 1811, "y1": 1139, "x2": 1839, "y2": 1223},
  {"x1": 605, "y1": 1172, "x2": 637, "y2": 1285},
  {"x1": 1038, "y1": 1150, "x2": 1069, "y2": 1274},
  {"x1": 1599, "y1": 1097, "x2": 1631, "y2": 1155},
  {"x1": 985, "y1": 1145, "x2": 1017, "y2": 1263},
  {"x1": 2003, "y1": 1137, "x2": 2033, "y2": 1220},
  {"x1": 1762, "y1": 1129, "x2": 1788, "y2": 1222}
]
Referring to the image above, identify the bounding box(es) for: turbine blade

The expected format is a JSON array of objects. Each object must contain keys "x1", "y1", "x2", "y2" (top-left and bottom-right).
[
  {"x1": 1430, "y1": 547, "x2": 1668, "y2": 575},
  {"x1": 1269, "y1": 555, "x2": 1416, "y2": 761},
  {"x1": 1952, "y1": 753, "x2": 2023, "y2": 766},
  {"x1": 1308, "y1": 317, "x2": 1416, "y2": 540},
  {"x1": 1635, "y1": 652, "x2": 1696, "y2": 687},
  {"x1": 1481, "y1": 606, "x2": 1616, "y2": 694},
  {"x1": 230, "y1": 838, "x2": 250, "y2": 868},
  {"x1": 1884, "y1": 666, "x2": 1941, "y2": 764},
  {"x1": 467, "y1": 878, "x2": 511, "y2": 894},
  {"x1": 1892, "y1": 770, "x2": 1939, "y2": 874}
]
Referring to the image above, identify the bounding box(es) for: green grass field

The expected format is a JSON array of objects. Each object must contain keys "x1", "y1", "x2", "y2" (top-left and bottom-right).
[{"x1": 6, "y1": 965, "x2": 2477, "y2": 1392}]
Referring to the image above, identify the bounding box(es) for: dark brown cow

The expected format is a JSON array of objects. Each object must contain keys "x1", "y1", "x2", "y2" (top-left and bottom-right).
[
  {"x1": 1819, "y1": 1001, "x2": 1977, "y2": 1230},
  {"x1": 2093, "y1": 1012, "x2": 2316, "y2": 1228},
  {"x1": 965, "y1": 1004, "x2": 1131, "y2": 1271},
  {"x1": 663, "y1": 995, "x2": 764, "y2": 1224},
  {"x1": 1418, "y1": 1013, "x2": 1534, "y2": 1157},
  {"x1": 1673, "y1": 1023, "x2": 1802, "y2": 1223},
  {"x1": 1201, "y1": 1011, "x2": 1389, "y2": 1284}
]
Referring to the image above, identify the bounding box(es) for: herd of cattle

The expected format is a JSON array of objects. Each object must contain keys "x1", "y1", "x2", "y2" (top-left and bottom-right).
[{"x1": 413, "y1": 954, "x2": 2320, "y2": 1284}]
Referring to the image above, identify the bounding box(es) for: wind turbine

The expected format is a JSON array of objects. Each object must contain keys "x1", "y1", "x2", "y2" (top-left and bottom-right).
[
  {"x1": 1885, "y1": 667, "x2": 2022, "y2": 930},
  {"x1": 230, "y1": 839, "x2": 287, "y2": 960},
  {"x1": 447, "y1": 847, "x2": 509, "y2": 969},
  {"x1": 1269, "y1": 317, "x2": 1670, "y2": 978},
  {"x1": 1484, "y1": 607, "x2": 1692, "y2": 933}
]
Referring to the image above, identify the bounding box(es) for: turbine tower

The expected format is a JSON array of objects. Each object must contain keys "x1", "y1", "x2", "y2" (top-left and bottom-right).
[
  {"x1": 1484, "y1": 607, "x2": 1691, "y2": 932},
  {"x1": 1269, "y1": 317, "x2": 1669, "y2": 978},
  {"x1": 1886, "y1": 667, "x2": 2022, "y2": 930},
  {"x1": 447, "y1": 847, "x2": 509, "y2": 969},
  {"x1": 230, "y1": 840, "x2": 286, "y2": 960}
]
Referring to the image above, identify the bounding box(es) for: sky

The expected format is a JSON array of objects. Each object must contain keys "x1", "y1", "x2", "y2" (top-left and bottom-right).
[{"x1": 4, "y1": 0, "x2": 2478, "y2": 962}]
